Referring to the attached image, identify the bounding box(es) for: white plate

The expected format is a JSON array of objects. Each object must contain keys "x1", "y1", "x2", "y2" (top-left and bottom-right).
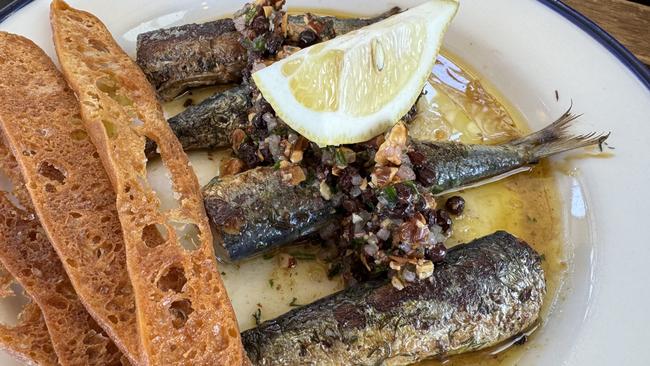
[{"x1": 2, "y1": 1, "x2": 650, "y2": 365}]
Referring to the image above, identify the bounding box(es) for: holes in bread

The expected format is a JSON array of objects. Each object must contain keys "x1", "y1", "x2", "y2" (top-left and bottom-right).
[
  {"x1": 54, "y1": 281, "x2": 77, "y2": 301},
  {"x1": 157, "y1": 265, "x2": 187, "y2": 293},
  {"x1": 70, "y1": 129, "x2": 88, "y2": 141},
  {"x1": 69, "y1": 115, "x2": 83, "y2": 125},
  {"x1": 142, "y1": 223, "x2": 168, "y2": 248},
  {"x1": 69, "y1": 211, "x2": 82, "y2": 219},
  {"x1": 146, "y1": 160, "x2": 181, "y2": 211},
  {"x1": 46, "y1": 295, "x2": 68, "y2": 310},
  {"x1": 65, "y1": 258, "x2": 78, "y2": 268},
  {"x1": 95, "y1": 75, "x2": 133, "y2": 107},
  {"x1": 169, "y1": 221, "x2": 201, "y2": 252},
  {"x1": 94, "y1": 241, "x2": 115, "y2": 259},
  {"x1": 102, "y1": 120, "x2": 118, "y2": 139},
  {"x1": 0, "y1": 285, "x2": 30, "y2": 327},
  {"x1": 37, "y1": 161, "x2": 66, "y2": 184},
  {"x1": 169, "y1": 299, "x2": 194, "y2": 329}
]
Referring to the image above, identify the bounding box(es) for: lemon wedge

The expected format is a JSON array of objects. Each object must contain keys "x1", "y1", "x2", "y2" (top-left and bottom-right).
[{"x1": 253, "y1": 0, "x2": 459, "y2": 146}]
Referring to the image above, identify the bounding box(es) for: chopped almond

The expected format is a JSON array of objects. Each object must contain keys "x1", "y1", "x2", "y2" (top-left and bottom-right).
[
  {"x1": 231, "y1": 129, "x2": 247, "y2": 151},
  {"x1": 282, "y1": 165, "x2": 306, "y2": 186},
  {"x1": 371, "y1": 166, "x2": 398, "y2": 187},
  {"x1": 220, "y1": 158, "x2": 245, "y2": 176},
  {"x1": 319, "y1": 180, "x2": 332, "y2": 200},
  {"x1": 375, "y1": 122, "x2": 408, "y2": 166}
]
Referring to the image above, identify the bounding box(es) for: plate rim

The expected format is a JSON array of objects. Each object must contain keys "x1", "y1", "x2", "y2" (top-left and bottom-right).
[{"x1": 1, "y1": 0, "x2": 649, "y2": 90}]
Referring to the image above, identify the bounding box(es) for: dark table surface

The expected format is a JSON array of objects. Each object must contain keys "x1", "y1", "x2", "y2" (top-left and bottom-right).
[{"x1": 1, "y1": 0, "x2": 648, "y2": 66}]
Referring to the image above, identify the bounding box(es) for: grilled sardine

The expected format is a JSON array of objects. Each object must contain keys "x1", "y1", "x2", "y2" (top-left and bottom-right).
[
  {"x1": 137, "y1": 9, "x2": 400, "y2": 100},
  {"x1": 409, "y1": 109, "x2": 609, "y2": 194},
  {"x1": 204, "y1": 111, "x2": 608, "y2": 261},
  {"x1": 146, "y1": 84, "x2": 251, "y2": 156},
  {"x1": 203, "y1": 166, "x2": 336, "y2": 261},
  {"x1": 242, "y1": 231, "x2": 545, "y2": 365}
]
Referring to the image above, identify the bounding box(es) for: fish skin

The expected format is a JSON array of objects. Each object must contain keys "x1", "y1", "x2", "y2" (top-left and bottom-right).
[
  {"x1": 409, "y1": 109, "x2": 610, "y2": 193},
  {"x1": 136, "y1": 10, "x2": 400, "y2": 101},
  {"x1": 242, "y1": 231, "x2": 545, "y2": 365},
  {"x1": 202, "y1": 111, "x2": 608, "y2": 262},
  {"x1": 137, "y1": 19, "x2": 246, "y2": 101},
  {"x1": 202, "y1": 166, "x2": 336, "y2": 261},
  {"x1": 408, "y1": 141, "x2": 529, "y2": 194},
  {"x1": 145, "y1": 85, "x2": 251, "y2": 157}
]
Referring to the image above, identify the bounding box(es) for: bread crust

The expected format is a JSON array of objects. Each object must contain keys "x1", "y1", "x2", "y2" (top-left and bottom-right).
[
  {"x1": 0, "y1": 32, "x2": 140, "y2": 364},
  {"x1": 50, "y1": 1, "x2": 245, "y2": 365}
]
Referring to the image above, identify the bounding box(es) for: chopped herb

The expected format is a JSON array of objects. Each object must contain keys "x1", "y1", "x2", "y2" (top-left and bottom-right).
[
  {"x1": 245, "y1": 5, "x2": 259, "y2": 24},
  {"x1": 304, "y1": 170, "x2": 316, "y2": 185},
  {"x1": 273, "y1": 161, "x2": 281, "y2": 170},
  {"x1": 351, "y1": 238, "x2": 365, "y2": 249},
  {"x1": 334, "y1": 148, "x2": 347, "y2": 167},
  {"x1": 540, "y1": 254, "x2": 546, "y2": 262},
  {"x1": 554, "y1": 90, "x2": 559, "y2": 101},
  {"x1": 251, "y1": 36, "x2": 266, "y2": 52},
  {"x1": 242, "y1": 35, "x2": 266, "y2": 52},
  {"x1": 371, "y1": 264, "x2": 388, "y2": 274},
  {"x1": 289, "y1": 297, "x2": 302, "y2": 307},
  {"x1": 365, "y1": 201, "x2": 376, "y2": 211},
  {"x1": 221, "y1": 271, "x2": 226, "y2": 276},
  {"x1": 404, "y1": 180, "x2": 419, "y2": 193},
  {"x1": 263, "y1": 252, "x2": 275, "y2": 260},
  {"x1": 252, "y1": 308, "x2": 262, "y2": 326},
  {"x1": 268, "y1": 279, "x2": 274, "y2": 288},
  {"x1": 289, "y1": 252, "x2": 316, "y2": 260},
  {"x1": 526, "y1": 215, "x2": 538, "y2": 223},
  {"x1": 380, "y1": 186, "x2": 398, "y2": 207},
  {"x1": 327, "y1": 262, "x2": 342, "y2": 278}
]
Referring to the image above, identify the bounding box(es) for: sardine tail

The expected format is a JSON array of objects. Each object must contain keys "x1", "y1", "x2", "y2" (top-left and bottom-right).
[
  {"x1": 378, "y1": 7, "x2": 402, "y2": 18},
  {"x1": 511, "y1": 106, "x2": 610, "y2": 161}
]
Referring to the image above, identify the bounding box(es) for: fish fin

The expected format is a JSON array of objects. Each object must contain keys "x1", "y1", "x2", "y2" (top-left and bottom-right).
[
  {"x1": 433, "y1": 166, "x2": 532, "y2": 196},
  {"x1": 379, "y1": 7, "x2": 402, "y2": 18},
  {"x1": 511, "y1": 105, "x2": 610, "y2": 160}
]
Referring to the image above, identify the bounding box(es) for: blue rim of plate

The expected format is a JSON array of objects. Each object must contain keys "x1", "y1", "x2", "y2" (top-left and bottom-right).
[{"x1": 1, "y1": 0, "x2": 649, "y2": 90}]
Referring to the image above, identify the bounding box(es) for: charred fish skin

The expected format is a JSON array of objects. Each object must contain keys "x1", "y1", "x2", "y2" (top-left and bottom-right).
[
  {"x1": 242, "y1": 231, "x2": 545, "y2": 366},
  {"x1": 136, "y1": 10, "x2": 400, "y2": 101},
  {"x1": 145, "y1": 85, "x2": 252, "y2": 156},
  {"x1": 136, "y1": 19, "x2": 247, "y2": 101},
  {"x1": 202, "y1": 167, "x2": 336, "y2": 261},
  {"x1": 410, "y1": 109, "x2": 610, "y2": 193}
]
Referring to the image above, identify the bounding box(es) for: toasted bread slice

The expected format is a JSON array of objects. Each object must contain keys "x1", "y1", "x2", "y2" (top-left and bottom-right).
[
  {"x1": 0, "y1": 193, "x2": 125, "y2": 366},
  {"x1": 51, "y1": 1, "x2": 245, "y2": 364},
  {"x1": 0, "y1": 264, "x2": 13, "y2": 298},
  {"x1": 0, "y1": 32, "x2": 140, "y2": 364},
  {"x1": 0, "y1": 139, "x2": 125, "y2": 365},
  {"x1": 0, "y1": 298, "x2": 59, "y2": 366},
  {"x1": 0, "y1": 252, "x2": 55, "y2": 366}
]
